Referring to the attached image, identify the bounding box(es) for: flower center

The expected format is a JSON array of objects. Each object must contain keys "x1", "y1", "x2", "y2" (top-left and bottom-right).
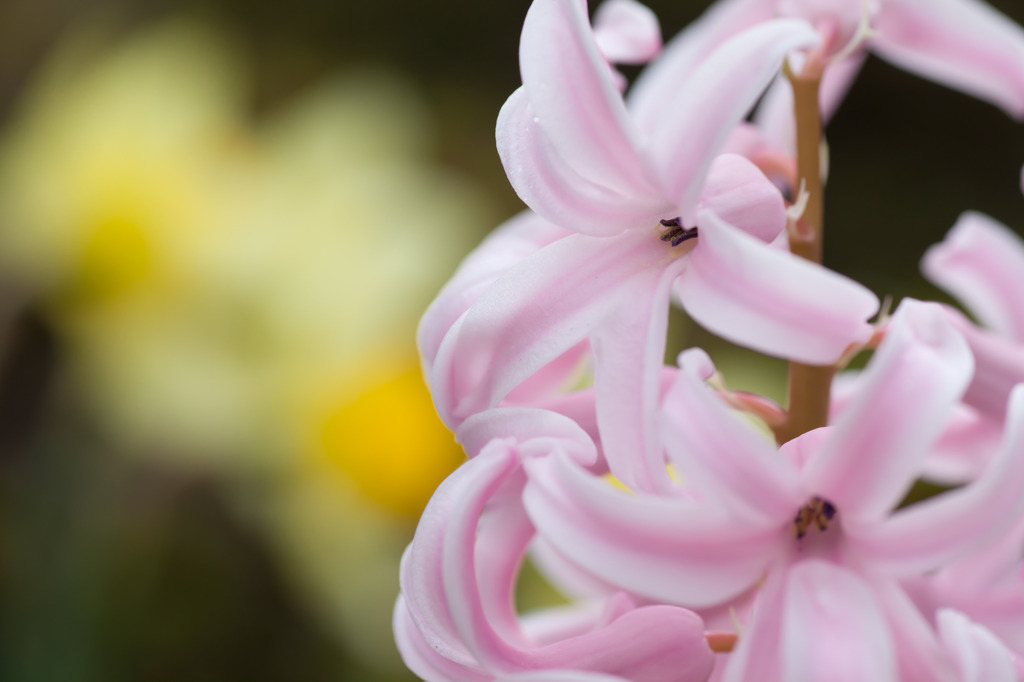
[
  {"x1": 659, "y1": 217, "x2": 698, "y2": 247},
  {"x1": 793, "y1": 495, "x2": 836, "y2": 539}
]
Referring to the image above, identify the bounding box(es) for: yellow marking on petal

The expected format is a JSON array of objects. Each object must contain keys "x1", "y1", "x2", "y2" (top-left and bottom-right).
[{"x1": 601, "y1": 472, "x2": 632, "y2": 493}]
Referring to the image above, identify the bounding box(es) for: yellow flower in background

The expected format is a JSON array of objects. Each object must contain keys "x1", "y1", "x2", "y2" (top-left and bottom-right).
[{"x1": 0, "y1": 18, "x2": 495, "y2": 674}]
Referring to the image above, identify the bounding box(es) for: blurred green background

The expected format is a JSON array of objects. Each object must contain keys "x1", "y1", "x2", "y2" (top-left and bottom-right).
[{"x1": 0, "y1": 1, "x2": 1023, "y2": 680}]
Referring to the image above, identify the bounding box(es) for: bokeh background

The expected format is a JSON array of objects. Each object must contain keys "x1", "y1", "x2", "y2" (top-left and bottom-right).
[{"x1": 0, "y1": 0, "x2": 1023, "y2": 680}]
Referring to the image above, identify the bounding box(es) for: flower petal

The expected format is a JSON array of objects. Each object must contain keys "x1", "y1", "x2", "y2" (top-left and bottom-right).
[
  {"x1": 873, "y1": 0, "x2": 1024, "y2": 118},
  {"x1": 497, "y1": 88, "x2": 670, "y2": 236},
  {"x1": 647, "y1": 19, "x2": 820, "y2": 221},
  {"x1": 781, "y1": 561, "x2": 898, "y2": 682},
  {"x1": 946, "y1": 309, "x2": 1024, "y2": 421},
  {"x1": 394, "y1": 597, "x2": 492, "y2": 682},
  {"x1": 922, "y1": 211, "x2": 1024, "y2": 342},
  {"x1": 662, "y1": 349, "x2": 804, "y2": 525},
  {"x1": 458, "y1": 407, "x2": 598, "y2": 467},
  {"x1": 698, "y1": 153, "x2": 786, "y2": 243},
  {"x1": 846, "y1": 384, "x2": 1024, "y2": 576},
  {"x1": 938, "y1": 610, "x2": 1019, "y2": 682},
  {"x1": 592, "y1": 0, "x2": 662, "y2": 64},
  {"x1": 524, "y1": 452, "x2": 781, "y2": 608},
  {"x1": 517, "y1": 0, "x2": 660, "y2": 197},
  {"x1": 804, "y1": 300, "x2": 973, "y2": 521},
  {"x1": 678, "y1": 208, "x2": 878, "y2": 364}
]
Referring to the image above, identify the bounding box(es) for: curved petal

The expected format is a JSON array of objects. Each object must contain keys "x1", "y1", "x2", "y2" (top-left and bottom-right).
[
  {"x1": 846, "y1": 384, "x2": 1024, "y2": 576},
  {"x1": 419, "y1": 211, "x2": 571, "y2": 379},
  {"x1": 720, "y1": 569, "x2": 788, "y2": 682},
  {"x1": 938, "y1": 610, "x2": 1019, "y2": 682},
  {"x1": 922, "y1": 404, "x2": 1003, "y2": 484},
  {"x1": 804, "y1": 300, "x2": 973, "y2": 522},
  {"x1": 648, "y1": 19, "x2": 820, "y2": 221},
  {"x1": 590, "y1": 248, "x2": 686, "y2": 493},
  {"x1": 518, "y1": 0, "x2": 657, "y2": 195},
  {"x1": 394, "y1": 597, "x2": 492, "y2": 682},
  {"x1": 698, "y1": 153, "x2": 786, "y2": 244},
  {"x1": 628, "y1": 0, "x2": 775, "y2": 133},
  {"x1": 523, "y1": 453, "x2": 782, "y2": 608},
  {"x1": 678, "y1": 208, "x2": 878, "y2": 364},
  {"x1": 662, "y1": 349, "x2": 804, "y2": 525},
  {"x1": 944, "y1": 309, "x2": 1024, "y2": 421},
  {"x1": 781, "y1": 561, "x2": 898, "y2": 682},
  {"x1": 922, "y1": 211, "x2": 1024, "y2": 342},
  {"x1": 497, "y1": 88, "x2": 670, "y2": 236},
  {"x1": 592, "y1": 0, "x2": 662, "y2": 64},
  {"x1": 869, "y1": 577, "x2": 954, "y2": 682},
  {"x1": 437, "y1": 230, "x2": 676, "y2": 429},
  {"x1": 458, "y1": 407, "x2": 598, "y2": 467},
  {"x1": 872, "y1": 0, "x2": 1024, "y2": 118},
  {"x1": 496, "y1": 672, "x2": 629, "y2": 682},
  {"x1": 400, "y1": 446, "x2": 521, "y2": 668}
]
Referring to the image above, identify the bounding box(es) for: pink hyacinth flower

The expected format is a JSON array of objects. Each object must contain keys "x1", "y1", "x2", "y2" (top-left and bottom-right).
[
  {"x1": 430, "y1": 0, "x2": 878, "y2": 494},
  {"x1": 523, "y1": 299, "x2": 1024, "y2": 681},
  {"x1": 395, "y1": 407, "x2": 714, "y2": 682}
]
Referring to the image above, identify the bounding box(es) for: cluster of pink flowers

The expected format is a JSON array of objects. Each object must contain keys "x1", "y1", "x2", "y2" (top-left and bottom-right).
[{"x1": 395, "y1": 0, "x2": 1024, "y2": 680}]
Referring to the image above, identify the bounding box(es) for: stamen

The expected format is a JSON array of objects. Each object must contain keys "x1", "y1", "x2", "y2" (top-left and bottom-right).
[
  {"x1": 659, "y1": 218, "x2": 698, "y2": 247},
  {"x1": 793, "y1": 495, "x2": 837, "y2": 539}
]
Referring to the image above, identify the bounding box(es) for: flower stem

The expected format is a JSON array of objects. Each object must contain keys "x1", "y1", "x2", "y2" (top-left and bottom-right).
[{"x1": 774, "y1": 51, "x2": 834, "y2": 445}]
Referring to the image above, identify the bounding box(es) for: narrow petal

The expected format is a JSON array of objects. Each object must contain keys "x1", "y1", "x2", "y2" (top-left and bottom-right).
[
  {"x1": 497, "y1": 88, "x2": 670, "y2": 236},
  {"x1": 458, "y1": 407, "x2": 598, "y2": 467},
  {"x1": 517, "y1": 0, "x2": 656, "y2": 195},
  {"x1": 938, "y1": 610, "x2": 1019, "y2": 682},
  {"x1": 590, "y1": 249, "x2": 686, "y2": 493},
  {"x1": 947, "y1": 310, "x2": 1024, "y2": 421},
  {"x1": 647, "y1": 19, "x2": 820, "y2": 221},
  {"x1": 678, "y1": 208, "x2": 878, "y2": 364},
  {"x1": 846, "y1": 384, "x2": 1024, "y2": 576},
  {"x1": 781, "y1": 561, "x2": 898, "y2": 682},
  {"x1": 394, "y1": 597, "x2": 492, "y2": 682},
  {"x1": 662, "y1": 349, "x2": 804, "y2": 525},
  {"x1": 721, "y1": 569, "x2": 787, "y2": 682},
  {"x1": 873, "y1": 0, "x2": 1024, "y2": 118},
  {"x1": 419, "y1": 210, "x2": 570, "y2": 379},
  {"x1": 524, "y1": 453, "x2": 781, "y2": 608},
  {"x1": 869, "y1": 577, "x2": 954, "y2": 682},
  {"x1": 805, "y1": 300, "x2": 973, "y2": 521},
  {"x1": 628, "y1": 0, "x2": 775, "y2": 133},
  {"x1": 592, "y1": 0, "x2": 662, "y2": 64},
  {"x1": 922, "y1": 211, "x2": 1024, "y2": 342},
  {"x1": 922, "y1": 404, "x2": 1002, "y2": 483},
  {"x1": 698, "y1": 153, "x2": 786, "y2": 244},
  {"x1": 437, "y1": 230, "x2": 676, "y2": 428}
]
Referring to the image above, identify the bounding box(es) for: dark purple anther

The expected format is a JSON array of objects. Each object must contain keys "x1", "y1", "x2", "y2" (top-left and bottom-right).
[{"x1": 821, "y1": 500, "x2": 836, "y2": 520}]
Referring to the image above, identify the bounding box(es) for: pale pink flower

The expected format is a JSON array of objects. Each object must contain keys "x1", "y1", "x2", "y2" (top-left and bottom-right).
[
  {"x1": 428, "y1": 0, "x2": 878, "y2": 494},
  {"x1": 394, "y1": 407, "x2": 714, "y2": 682},
  {"x1": 523, "y1": 300, "x2": 1024, "y2": 681}
]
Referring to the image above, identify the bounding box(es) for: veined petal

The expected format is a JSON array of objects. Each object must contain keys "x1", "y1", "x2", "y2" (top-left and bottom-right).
[
  {"x1": 628, "y1": 0, "x2": 775, "y2": 133},
  {"x1": 938, "y1": 610, "x2": 1018, "y2": 682},
  {"x1": 440, "y1": 230, "x2": 676, "y2": 427},
  {"x1": 698, "y1": 153, "x2": 786, "y2": 244},
  {"x1": 678, "y1": 208, "x2": 878, "y2": 364},
  {"x1": 662, "y1": 349, "x2": 804, "y2": 525},
  {"x1": 922, "y1": 211, "x2": 1024, "y2": 342},
  {"x1": 400, "y1": 446, "x2": 520, "y2": 667},
  {"x1": 781, "y1": 561, "x2": 898, "y2": 682},
  {"x1": 721, "y1": 569, "x2": 788, "y2": 682},
  {"x1": 872, "y1": 0, "x2": 1024, "y2": 118},
  {"x1": 590, "y1": 248, "x2": 686, "y2": 493},
  {"x1": 518, "y1": 0, "x2": 655, "y2": 195},
  {"x1": 945, "y1": 309, "x2": 1024, "y2": 421},
  {"x1": 805, "y1": 300, "x2": 972, "y2": 521},
  {"x1": 846, "y1": 384, "x2": 1024, "y2": 576},
  {"x1": 592, "y1": 0, "x2": 662, "y2": 64},
  {"x1": 419, "y1": 210, "x2": 570, "y2": 379},
  {"x1": 394, "y1": 597, "x2": 492, "y2": 682},
  {"x1": 648, "y1": 19, "x2": 820, "y2": 222},
  {"x1": 524, "y1": 453, "x2": 782, "y2": 608},
  {"x1": 458, "y1": 407, "x2": 598, "y2": 466},
  {"x1": 497, "y1": 88, "x2": 670, "y2": 236}
]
